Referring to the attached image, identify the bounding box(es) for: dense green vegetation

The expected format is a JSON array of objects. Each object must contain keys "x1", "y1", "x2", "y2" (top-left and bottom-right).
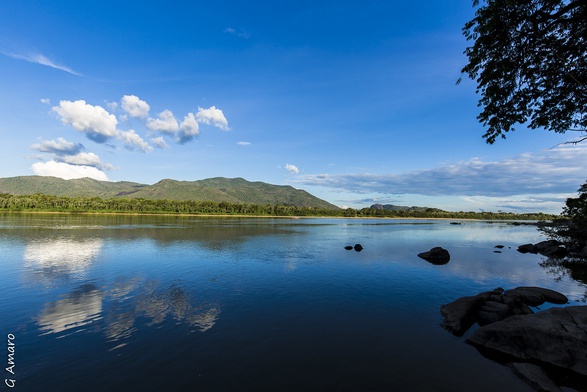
[
  {"x1": 0, "y1": 176, "x2": 339, "y2": 209},
  {"x1": 460, "y1": 0, "x2": 586, "y2": 144},
  {"x1": 0, "y1": 193, "x2": 557, "y2": 220}
]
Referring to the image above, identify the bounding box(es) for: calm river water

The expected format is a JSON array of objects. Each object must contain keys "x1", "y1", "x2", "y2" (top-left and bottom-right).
[{"x1": 0, "y1": 213, "x2": 585, "y2": 391}]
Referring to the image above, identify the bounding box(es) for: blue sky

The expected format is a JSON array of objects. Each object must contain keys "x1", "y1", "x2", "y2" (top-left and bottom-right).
[{"x1": 1, "y1": 0, "x2": 585, "y2": 213}]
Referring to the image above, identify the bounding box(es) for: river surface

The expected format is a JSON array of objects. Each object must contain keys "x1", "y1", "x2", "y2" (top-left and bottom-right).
[{"x1": 0, "y1": 213, "x2": 585, "y2": 391}]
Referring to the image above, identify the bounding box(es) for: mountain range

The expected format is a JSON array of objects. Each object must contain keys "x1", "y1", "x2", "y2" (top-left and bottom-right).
[
  {"x1": 369, "y1": 203, "x2": 443, "y2": 212},
  {"x1": 0, "y1": 176, "x2": 339, "y2": 209}
]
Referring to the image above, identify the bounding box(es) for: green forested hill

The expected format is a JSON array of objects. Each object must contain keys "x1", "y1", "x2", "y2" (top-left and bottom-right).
[{"x1": 0, "y1": 176, "x2": 339, "y2": 209}]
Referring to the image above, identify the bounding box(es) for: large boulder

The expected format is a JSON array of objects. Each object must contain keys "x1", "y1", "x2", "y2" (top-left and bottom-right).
[
  {"x1": 418, "y1": 247, "x2": 450, "y2": 265},
  {"x1": 467, "y1": 306, "x2": 587, "y2": 377}
]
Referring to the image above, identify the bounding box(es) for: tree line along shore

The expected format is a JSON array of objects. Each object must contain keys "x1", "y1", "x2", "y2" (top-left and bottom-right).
[{"x1": 0, "y1": 193, "x2": 557, "y2": 221}]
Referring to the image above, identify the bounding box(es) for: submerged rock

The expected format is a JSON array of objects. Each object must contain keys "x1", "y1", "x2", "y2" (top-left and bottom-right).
[{"x1": 418, "y1": 247, "x2": 450, "y2": 265}]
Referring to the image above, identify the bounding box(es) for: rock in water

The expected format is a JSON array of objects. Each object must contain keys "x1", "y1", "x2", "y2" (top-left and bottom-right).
[
  {"x1": 354, "y1": 244, "x2": 363, "y2": 252},
  {"x1": 418, "y1": 247, "x2": 450, "y2": 265},
  {"x1": 439, "y1": 288, "x2": 504, "y2": 336},
  {"x1": 502, "y1": 287, "x2": 568, "y2": 307},
  {"x1": 466, "y1": 306, "x2": 587, "y2": 377}
]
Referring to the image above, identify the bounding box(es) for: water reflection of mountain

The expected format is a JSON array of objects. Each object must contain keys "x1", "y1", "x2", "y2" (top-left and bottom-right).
[
  {"x1": 37, "y1": 278, "x2": 220, "y2": 344},
  {"x1": 1, "y1": 214, "x2": 301, "y2": 249}
]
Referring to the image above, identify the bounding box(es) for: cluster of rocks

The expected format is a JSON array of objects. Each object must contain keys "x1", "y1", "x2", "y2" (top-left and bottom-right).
[
  {"x1": 440, "y1": 286, "x2": 568, "y2": 336},
  {"x1": 344, "y1": 244, "x2": 363, "y2": 252},
  {"x1": 441, "y1": 287, "x2": 587, "y2": 392},
  {"x1": 518, "y1": 239, "x2": 568, "y2": 258}
]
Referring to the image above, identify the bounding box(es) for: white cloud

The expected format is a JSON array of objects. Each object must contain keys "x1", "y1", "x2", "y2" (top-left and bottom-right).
[
  {"x1": 40, "y1": 98, "x2": 50, "y2": 105},
  {"x1": 31, "y1": 137, "x2": 83, "y2": 155},
  {"x1": 32, "y1": 160, "x2": 109, "y2": 181},
  {"x1": 147, "y1": 110, "x2": 179, "y2": 133},
  {"x1": 285, "y1": 163, "x2": 300, "y2": 174},
  {"x1": 237, "y1": 141, "x2": 251, "y2": 146},
  {"x1": 119, "y1": 130, "x2": 153, "y2": 152},
  {"x1": 2, "y1": 51, "x2": 81, "y2": 76},
  {"x1": 177, "y1": 113, "x2": 200, "y2": 144},
  {"x1": 52, "y1": 100, "x2": 119, "y2": 143},
  {"x1": 150, "y1": 136, "x2": 169, "y2": 149},
  {"x1": 195, "y1": 106, "x2": 230, "y2": 130},
  {"x1": 60, "y1": 152, "x2": 107, "y2": 168},
  {"x1": 297, "y1": 145, "x2": 587, "y2": 197},
  {"x1": 121, "y1": 95, "x2": 150, "y2": 118}
]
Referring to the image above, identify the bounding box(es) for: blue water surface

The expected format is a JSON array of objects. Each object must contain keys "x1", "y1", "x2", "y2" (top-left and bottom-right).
[{"x1": 0, "y1": 214, "x2": 584, "y2": 391}]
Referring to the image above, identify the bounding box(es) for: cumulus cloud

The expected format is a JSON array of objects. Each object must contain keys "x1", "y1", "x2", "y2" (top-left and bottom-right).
[
  {"x1": 53, "y1": 100, "x2": 119, "y2": 143},
  {"x1": 32, "y1": 161, "x2": 109, "y2": 181},
  {"x1": 177, "y1": 113, "x2": 200, "y2": 144},
  {"x1": 118, "y1": 130, "x2": 153, "y2": 152},
  {"x1": 195, "y1": 106, "x2": 230, "y2": 130},
  {"x1": 59, "y1": 152, "x2": 101, "y2": 166},
  {"x1": 31, "y1": 137, "x2": 84, "y2": 155},
  {"x1": 40, "y1": 98, "x2": 50, "y2": 105},
  {"x1": 121, "y1": 95, "x2": 150, "y2": 118},
  {"x1": 285, "y1": 163, "x2": 300, "y2": 174},
  {"x1": 31, "y1": 137, "x2": 113, "y2": 171},
  {"x1": 2, "y1": 51, "x2": 81, "y2": 76},
  {"x1": 48, "y1": 96, "x2": 231, "y2": 151},
  {"x1": 147, "y1": 110, "x2": 179, "y2": 133},
  {"x1": 298, "y1": 145, "x2": 587, "y2": 197}
]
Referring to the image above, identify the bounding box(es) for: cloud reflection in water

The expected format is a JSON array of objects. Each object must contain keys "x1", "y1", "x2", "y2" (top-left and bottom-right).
[
  {"x1": 37, "y1": 277, "x2": 221, "y2": 346},
  {"x1": 37, "y1": 284, "x2": 103, "y2": 334},
  {"x1": 24, "y1": 238, "x2": 103, "y2": 282}
]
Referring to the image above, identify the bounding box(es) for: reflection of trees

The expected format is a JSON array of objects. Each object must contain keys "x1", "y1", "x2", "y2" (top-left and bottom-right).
[
  {"x1": 37, "y1": 278, "x2": 221, "y2": 343},
  {"x1": 3, "y1": 214, "x2": 299, "y2": 251},
  {"x1": 539, "y1": 257, "x2": 587, "y2": 302},
  {"x1": 23, "y1": 238, "x2": 103, "y2": 283}
]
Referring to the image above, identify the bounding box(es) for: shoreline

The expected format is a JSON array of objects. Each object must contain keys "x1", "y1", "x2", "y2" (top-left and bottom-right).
[{"x1": 0, "y1": 210, "x2": 544, "y2": 222}]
